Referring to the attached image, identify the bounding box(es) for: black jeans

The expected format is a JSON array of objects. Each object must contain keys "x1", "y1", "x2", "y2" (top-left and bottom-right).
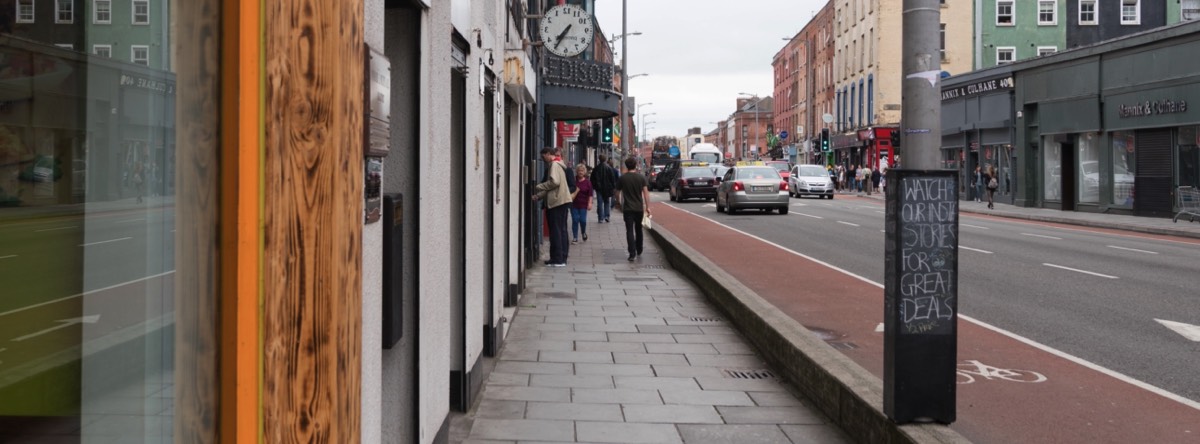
[
  {"x1": 547, "y1": 204, "x2": 570, "y2": 263},
  {"x1": 622, "y1": 210, "x2": 644, "y2": 257}
]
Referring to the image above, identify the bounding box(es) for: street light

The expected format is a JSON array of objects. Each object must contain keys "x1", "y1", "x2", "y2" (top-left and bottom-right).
[
  {"x1": 636, "y1": 102, "x2": 653, "y2": 145},
  {"x1": 738, "y1": 92, "x2": 766, "y2": 160},
  {"x1": 639, "y1": 112, "x2": 656, "y2": 144}
]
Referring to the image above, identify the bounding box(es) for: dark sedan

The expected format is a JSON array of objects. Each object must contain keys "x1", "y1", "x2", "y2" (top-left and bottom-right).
[{"x1": 669, "y1": 166, "x2": 720, "y2": 202}]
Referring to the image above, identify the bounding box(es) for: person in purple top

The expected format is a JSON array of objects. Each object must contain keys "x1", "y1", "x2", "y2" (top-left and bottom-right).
[{"x1": 570, "y1": 163, "x2": 594, "y2": 244}]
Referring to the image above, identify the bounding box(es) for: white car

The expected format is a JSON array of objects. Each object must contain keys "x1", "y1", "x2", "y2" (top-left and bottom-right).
[{"x1": 788, "y1": 164, "x2": 834, "y2": 199}]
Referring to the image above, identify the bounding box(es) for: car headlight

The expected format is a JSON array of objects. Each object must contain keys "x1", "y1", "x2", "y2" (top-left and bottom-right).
[{"x1": 799, "y1": 181, "x2": 808, "y2": 187}]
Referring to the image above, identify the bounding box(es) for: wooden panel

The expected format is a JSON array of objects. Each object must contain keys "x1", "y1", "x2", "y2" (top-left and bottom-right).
[
  {"x1": 173, "y1": 0, "x2": 222, "y2": 442},
  {"x1": 263, "y1": 0, "x2": 365, "y2": 442}
]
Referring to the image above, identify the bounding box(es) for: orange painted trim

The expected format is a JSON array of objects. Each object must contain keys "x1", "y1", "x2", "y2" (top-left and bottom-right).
[{"x1": 220, "y1": 0, "x2": 262, "y2": 443}]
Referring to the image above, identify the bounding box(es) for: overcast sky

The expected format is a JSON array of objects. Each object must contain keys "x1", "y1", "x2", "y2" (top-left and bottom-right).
[{"x1": 592, "y1": 0, "x2": 829, "y2": 139}]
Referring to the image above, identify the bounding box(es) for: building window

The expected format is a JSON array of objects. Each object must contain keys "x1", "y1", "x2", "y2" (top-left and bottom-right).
[
  {"x1": 1038, "y1": 1, "x2": 1056, "y2": 25},
  {"x1": 867, "y1": 75, "x2": 873, "y2": 125},
  {"x1": 1037, "y1": 46, "x2": 1058, "y2": 56},
  {"x1": 996, "y1": 1, "x2": 1014, "y2": 26},
  {"x1": 1121, "y1": 0, "x2": 1140, "y2": 25},
  {"x1": 56, "y1": 0, "x2": 73, "y2": 23},
  {"x1": 93, "y1": 44, "x2": 112, "y2": 57},
  {"x1": 996, "y1": 47, "x2": 1016, "y2": 64},
  {"x1": 131, "y1": 45, "x2": 150, "y2": 65},
  {"x1": 940, "y1": 23, "x2": 946, "y2": 60},
  {"x1": 1079, "y1": 0, "x2": 1097, "y2": 25},
  {"x1": 94, "y1": 0, "x2": 111, "y2": 24},
  {"x1": 850, "y1": 85, "x2": 856, "y2": 128},
  {"x1": 858, "y1": 78, "x2": 865, "y2": 129},
  {"x1": 133, "y1": 0, "x2": 150, "y2": 25},
  {"x1": 16, "y1": 0, "x2": 34, "y2": 23},
  {"x1": 1185, "y1": 0, "x2": 1200, "y2": 21}
]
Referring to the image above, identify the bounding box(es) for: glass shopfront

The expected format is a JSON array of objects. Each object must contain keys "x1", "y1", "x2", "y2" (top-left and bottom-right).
[
  {"x1": 1111, "y1": 131, "x2": 1137, "y2": 207},
  {"x1": 1, "y1": 1, "x2": 220, "y2": 442},
  {"x1": 1178, "y1": 125, "x2": 1199, "y2": 189}
]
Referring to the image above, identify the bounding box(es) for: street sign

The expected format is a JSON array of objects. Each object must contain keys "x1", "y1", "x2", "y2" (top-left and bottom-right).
[
  {"x1": 779, "y1": 130, "x2": 789, "y2": 140},
  {"x1": 669, "y1": 146, "x2": 680, "y2": 156}
]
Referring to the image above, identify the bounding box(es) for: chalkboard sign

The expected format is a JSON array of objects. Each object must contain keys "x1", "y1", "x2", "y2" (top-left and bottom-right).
[
  {"x1": 885, "y1": 170, "x2": 959, "y2": 335},
  {"x1": 883, "y1": 169, "x2": 959, "y2": 424}
]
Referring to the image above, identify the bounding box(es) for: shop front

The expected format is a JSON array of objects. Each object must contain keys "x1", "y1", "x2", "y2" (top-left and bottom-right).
[{"x1": 941, "y1": 71, "x2": 1016, "y2": 204}]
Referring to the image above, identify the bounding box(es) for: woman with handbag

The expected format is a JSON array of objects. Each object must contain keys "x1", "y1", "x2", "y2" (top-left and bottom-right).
[{"x1": 984, "y1": 165, "x2": 998, "y2": 209}]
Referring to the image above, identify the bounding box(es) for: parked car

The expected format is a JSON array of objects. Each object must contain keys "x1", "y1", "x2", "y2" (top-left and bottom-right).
[
  {"x1": 647, "y1": 165, "x2": 665, "y2": 190},
  {"x1": 716, "y1": 163, "x2": 790, "y2": 214},
  {"x1": 669, "y1": 166, "x2": 720, "y2": 202},
  {"x1": 789, "y1": 164, "x2": 834, "y2": 199}
]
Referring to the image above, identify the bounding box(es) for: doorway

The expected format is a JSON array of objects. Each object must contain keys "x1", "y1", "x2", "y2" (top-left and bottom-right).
[{"x1": 449, "y1": 40, "x2": 469, "y2": 412}]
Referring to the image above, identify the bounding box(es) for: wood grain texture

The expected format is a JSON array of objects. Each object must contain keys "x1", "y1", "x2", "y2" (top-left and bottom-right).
[
  {"x1": 174, "y1": 0, "x2": 222, "y2": 442},
  {"x1": 264, "y1": 0, "x2": 365, "y2": 442}
]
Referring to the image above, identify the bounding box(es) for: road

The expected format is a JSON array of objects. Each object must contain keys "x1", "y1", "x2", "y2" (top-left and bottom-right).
[{"x1": 649, "y1": 191, "x2": 1200, "y2": 443}]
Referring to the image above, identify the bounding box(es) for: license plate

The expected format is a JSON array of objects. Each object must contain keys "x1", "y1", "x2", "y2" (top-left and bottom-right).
[
  {"x1": 694, "y1": 181, "x2": 709, "y2": 186},
  {"x1": 752, "y1": 186, "x2": 771, "y2": 192}
]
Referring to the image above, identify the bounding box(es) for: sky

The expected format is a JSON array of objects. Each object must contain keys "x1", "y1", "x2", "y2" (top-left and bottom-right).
[{"x1": 592, "y1": 0, "x2": 829, "y2": 140}]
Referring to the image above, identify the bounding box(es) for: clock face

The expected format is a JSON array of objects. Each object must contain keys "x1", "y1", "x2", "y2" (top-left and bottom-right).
[{"x1": 539, "y1": 4, "x2": 594, "y2": 57}]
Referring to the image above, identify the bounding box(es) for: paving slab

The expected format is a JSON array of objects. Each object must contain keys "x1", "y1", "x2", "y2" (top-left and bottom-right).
[
  {"x1": 620, "y1": 404, "x2": 723, "y2": 424},
  {"x1": 575, "y1": 421, "x2": 682, "y2": 443},
  {"x1": 676, "y1": 424, "x2": 790, "y2": 444},
  {"x1": 525, "y1": 402, "x2": 623, "y2": 422},
  {"x1": 468, "y1": 419, "x2": 574, "y2": 442}
]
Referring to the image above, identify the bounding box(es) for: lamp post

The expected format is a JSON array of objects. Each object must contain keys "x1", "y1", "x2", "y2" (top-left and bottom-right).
[
  {"x1": 619, "y1": 0, "x2": 630, "y2": 159},
  {"x1": 739, "y1": 92, "x2": 765, "y2": 160},
  {"x1": 636, "y1": 102, "x2": 653, "y2": 145},
  {"x1": 639, "y1": 112, "x2": 655, "y2": 144}
]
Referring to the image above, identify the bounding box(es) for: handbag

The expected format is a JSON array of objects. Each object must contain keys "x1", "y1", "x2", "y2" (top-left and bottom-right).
[
  {"x1": 987, "y1": 177, "x2": 998, "y2": 190},
  {"x1": 641, "y1": 213, "x2": 652, "y2": 230}
]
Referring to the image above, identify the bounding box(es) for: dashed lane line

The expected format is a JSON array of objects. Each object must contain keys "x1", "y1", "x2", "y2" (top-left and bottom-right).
[
  {"x1": 1042, "y1": 263, "x2": 1119, "y2": 279},
  {"x1": 959, "y1": 246, "x2": 994, "y2": 254},
  {"x1": 79, "y1": 237, "x2": 133, "y2": 247},
  {"x1": 0, "y1": 255, "x2": 16, "y2": 260},
  {"x1": 789, "y1": 212, "x2": 824, "y2": 219},
  {"x1": 961, "y1": 223, "x2": 990, "y2": 230},
  {"x1": 1107, "y1": 245, "x2": 1159, "y2": 255},
  {"x1": 660, "y1": 204, "x2": 1200, "y2": 412},
  {"x1": 837, "y1": 221, "x2": 860, "y2": 227},
  {"x1": 34, "y1": 226, "x2": 78, "y2": 232},
  {"x1": 1021, "y1": 233, "x2": 1063, "y2": 240},
  {"x1": 0, "y1": 271, "x2": 176, "y2": 318}
]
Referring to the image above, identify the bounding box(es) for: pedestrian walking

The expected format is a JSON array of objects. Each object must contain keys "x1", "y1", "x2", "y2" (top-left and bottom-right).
[
  {"x1": 571, "y1": 164, "x2": 594, "y2": 244},
  {"x1": 614, "y1": 157, "x2": 650, "y2": 262},
  {"x1": 871, "y1": 166, "x2": 882, "y2": 195},
  {"x1": 590, "y1": 154, "x2": 617, "y2": 223},
  {"x1": 837, "y1": 165, "x2": 846, "y2": 192},
  {"x1": 973, "y1": 166, "x2": 983, "y2": 202},
  {"x1": 533, "y1": 147, "x2": 572, "y2": 267},
  {"x1": 984, "y1": 165, "x2": 997, "y2": 209}
]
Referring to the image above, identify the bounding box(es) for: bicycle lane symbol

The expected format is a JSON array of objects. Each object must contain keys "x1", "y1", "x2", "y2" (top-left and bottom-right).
[{"x1": 957, "y1": 360, "x2": 1047, "y2": 384}]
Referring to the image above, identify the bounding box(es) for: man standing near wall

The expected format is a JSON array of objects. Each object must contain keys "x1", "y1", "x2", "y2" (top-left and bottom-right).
[
  {"x1": 615, "y1": 157, "x2": 651, "y2": 262},
  {"x1": 590, "y1": 154, "x2": 617, "y2": 223},
  {"x1": 534, "y1": 147, "x2": 572, "y2": 267}
]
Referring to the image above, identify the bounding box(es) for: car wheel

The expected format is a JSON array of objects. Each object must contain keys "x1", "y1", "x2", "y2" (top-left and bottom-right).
[
  {"x1": 827, "y1": 194, "x2": 834, "y2": 200},
  {"x1": 727, "y1": 205, "x2": 737, "y2": 215},
  {"x1": 717, "y1": 201, "x2": 725, "y2": 212},
  {"x1": 779, "y1": 206, "x2": 789, "y2": 215}
]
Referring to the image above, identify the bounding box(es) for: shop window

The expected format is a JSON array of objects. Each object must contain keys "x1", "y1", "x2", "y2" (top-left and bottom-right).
[
  {"x1": 1038, "y1": 0, "x2": 1057, "y2": 26},
  {"x1": 1177, "y1": 126, "x2": 1200, "y2": 189},
  {"x1": 1079, "y1": 0, "x2": 1098, "y2": 25},
  {"x1": 1112, "y1": 132, "x2": 1137, "y2": 206},
  {"x1": 94, "y1": 0, "x2": 111, "y2": 24},
  {"x1": 996, "y1": 1, "x2": 1015, "y2": 26},
  {"x1": 1078, "y1": 133, "x2": 1101, "y2": 204},
  {"x1": 1121, "y1": 0, "x2": 1140, "y2": 25}
]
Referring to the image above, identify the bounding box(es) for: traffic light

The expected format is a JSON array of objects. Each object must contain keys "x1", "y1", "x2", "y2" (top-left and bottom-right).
[
  {"x1": 820, "y1": 128, "x2": 830, "y2": 152},
  {"x1": 602, "y1": 119, "x2": 613, "y2": 143},
  {"x1": 890, "y1": 130, "x2": 901, "y2": 148},
  {"x1": 592, "y1": 122, "x2": 602, "y2": 146}
]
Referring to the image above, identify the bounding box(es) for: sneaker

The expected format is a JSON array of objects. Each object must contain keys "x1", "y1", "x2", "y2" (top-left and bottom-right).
[
  {"x1": 571, "y1": 239, "x2": 578, "y2": 245},
  {"x1": 583, "y1": 234, "x2": 588, "y2": 241},
  {"x1": 627, "y1": 255, "x2": 635, "y2": 262},
  {"x1": 549, "y1": 262, "x2": 566, "y2": 267}
]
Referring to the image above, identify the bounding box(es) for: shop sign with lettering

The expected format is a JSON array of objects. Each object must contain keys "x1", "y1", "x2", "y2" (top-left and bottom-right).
[
  {"x1": 543, "y1": 55, "x2": 615, "y2": 93},
  {"x1": 1117, "y1": 99, "x2": 1188, "y2": 118},
  {"x1": 940, "y1": 76, "x2": 1013, "y2": 101},
  {"x1": 119, "y1": 73, "x2": 175, "y2": 95}
]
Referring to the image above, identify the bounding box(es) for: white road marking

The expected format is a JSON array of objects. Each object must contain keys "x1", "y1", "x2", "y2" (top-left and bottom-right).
[
  {"x1": 961, "y1": 224, "x2": 989, "y2": 230},
  {"x1": 662, "y1": 204, "x2": 1200, "y2": 412},
  {"x1": 703, "y1": 204, "x2": 716, "y2": 208},
  {"x1": 35, "y1": 226, "x2": 78, "y2": 232},
  {"x1": 1042, "y1": 263, "x2": 1119, "y2": 279},
  {"x1": 1155, "y1": 319, "x2": 1200, "y2": 342},
  {"x1": 875, "y1": 323, "x2": 884, "y2": 333},
  {"x1": 874, "y1": 210, "x2": 886, "y2": 214},
  {"x1": 79, "y1": 237, "x2": 133, "y2": 247},
  {"x1": 837, "y1": 221, "x2": 860, "y2": 227},
  {"x1": 0, "y1": 271, "x2": 175, "y2": 318},
  {"x1": 964, "y1": 212, "x2": 1200, "y2": 247},
  {"x1": 13, "y1": 315, "x2": 101, "y2": 342},
  {"x1": 1107, "y1": 245, "x2": 1159, "y2": 255},
  {"x1": 959, "y1": 246, "x2": 994, "y2": 254},
  {"x1": 0, "y1": 255, "x2": 16, "y2": 260},
  {"x1": 118, "y1": 218, "x2": 145, "y2": 224},
  {"x1": 790, "y1": 203, "x2": 809, "y2": 207},
  {"x1": 1022, "y1": 233, "x2": 1062, "y2": 240},
  {"x1": 790, "y1": 212, "x2": 824, "y2": 219}
]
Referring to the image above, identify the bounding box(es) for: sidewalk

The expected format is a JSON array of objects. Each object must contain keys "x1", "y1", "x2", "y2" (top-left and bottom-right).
[{"x1": 452, "y1": 211, "x2": 851, "y2": 444}]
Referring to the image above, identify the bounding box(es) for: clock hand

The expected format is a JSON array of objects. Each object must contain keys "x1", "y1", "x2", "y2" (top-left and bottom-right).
[{"x1": 555, "y1": 24, "x2": 573, "y2": 49}]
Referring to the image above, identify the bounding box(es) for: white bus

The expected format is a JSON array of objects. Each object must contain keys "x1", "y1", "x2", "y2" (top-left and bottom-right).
[{"x1": 687, "y1": 143, "x2": 723, "y2": 164}]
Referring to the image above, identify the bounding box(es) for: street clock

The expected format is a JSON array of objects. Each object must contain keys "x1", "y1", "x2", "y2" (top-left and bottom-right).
[{"x1": 539, "y1": 4, "x2": 594, "y2": 57}]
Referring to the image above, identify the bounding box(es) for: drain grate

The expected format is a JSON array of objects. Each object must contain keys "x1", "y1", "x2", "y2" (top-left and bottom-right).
[
  {"x1": 722, "y1": 369, "x2": 775, "y2": 379},
  {"x1": 688, "y1": 316, "x2": 722, "y2": 323},
  {"x1": 827, "y1": 342, "x2": 858, "y2": 350},
  {"x1": 641, "y1": 264, "x2": 666, "y2": 269}
]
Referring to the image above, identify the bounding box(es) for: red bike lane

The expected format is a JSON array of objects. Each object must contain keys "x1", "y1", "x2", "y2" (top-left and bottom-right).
[{"x1": 651, "y1": 199, "x2": 1200, "y2": 444}]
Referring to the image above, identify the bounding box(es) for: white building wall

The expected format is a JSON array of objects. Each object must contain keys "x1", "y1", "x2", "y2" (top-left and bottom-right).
[{"x1": 361, "y1": 3, "x2": 385, "y2": 443}]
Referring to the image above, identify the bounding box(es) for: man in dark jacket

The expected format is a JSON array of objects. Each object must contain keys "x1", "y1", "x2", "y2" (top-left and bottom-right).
[{"x1": 590, "y1": 154, "x2": 618, "y2": 223}]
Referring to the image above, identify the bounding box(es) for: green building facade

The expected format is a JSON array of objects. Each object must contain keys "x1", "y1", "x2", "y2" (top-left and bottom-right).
[
  {"x1": 84, "y1": 0, "x2": 169, "y2": 70},
  {"x1": 979, "y1": 0, "x2": 1067, "y2": 69}
]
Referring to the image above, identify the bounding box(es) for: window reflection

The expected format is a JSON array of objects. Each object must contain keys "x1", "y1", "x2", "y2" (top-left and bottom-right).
[{"x1": 0, "y1": 1, "x2": 219, "y2": 442}]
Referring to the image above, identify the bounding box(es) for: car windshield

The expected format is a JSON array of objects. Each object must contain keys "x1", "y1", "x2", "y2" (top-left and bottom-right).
[
  {"x1": 681, "y1": 167, "x2": 712, "y2": 178},
  {"x1": 798, "y1": 166, "x2": 827, "y2": 177},
  {"x1": 736, "y1": 167, "x2": 780, "y2": 180},
  {"x1": 767, "y1": 162, "x2": 790, "y2": 172},
  {"x1": 711, "y1": 166, "x2": 730, "y2": 177},
  {"x1": 692, "y1": 153, "x2": 721, "y2": 164}
]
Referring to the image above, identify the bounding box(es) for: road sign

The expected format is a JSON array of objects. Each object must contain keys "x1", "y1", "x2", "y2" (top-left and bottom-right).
[
  {"x1": 779, "y1": 130, "x2": 789, "y2": 140},
  {"x1": 669, "y1": 146, "x2": 680, "y2": 156}
]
